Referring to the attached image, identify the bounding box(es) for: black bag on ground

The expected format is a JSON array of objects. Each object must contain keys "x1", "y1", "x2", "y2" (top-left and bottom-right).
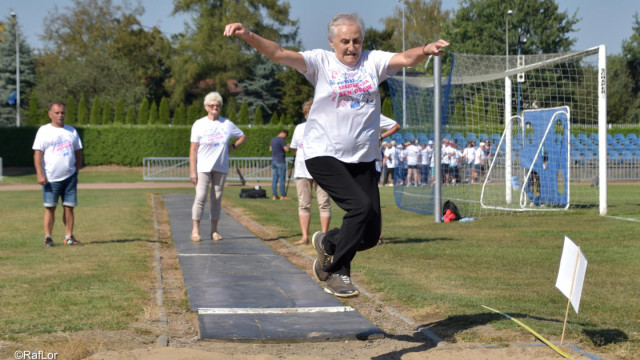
[
  {"x1": 239, "y1": 187, "x2": 267, "y2": 199},
  {"x1": 442, "y1": 200, "x2": 462, "y2": 221}
]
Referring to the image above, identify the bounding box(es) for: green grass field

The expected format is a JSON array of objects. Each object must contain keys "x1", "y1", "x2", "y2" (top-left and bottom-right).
[{"x1": 0, "y1": 167, "x2": 638, "y2": 359}]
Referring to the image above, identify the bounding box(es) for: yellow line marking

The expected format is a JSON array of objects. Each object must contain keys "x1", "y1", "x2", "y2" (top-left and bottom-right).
[{"x1": 482, "y1": 305, "x2": 573, "y2": 359}]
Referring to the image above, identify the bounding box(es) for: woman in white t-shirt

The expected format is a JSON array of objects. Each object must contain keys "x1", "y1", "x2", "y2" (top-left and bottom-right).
[
  {"x1": 290, "y1": 99, "x2": 332, "y2": 246},
  {"x1": 189, "y1": 92, "x2": 246, "y2": 242},
  {"x1": 224, "y1": 14, "x2": 448, "y2": 298}
]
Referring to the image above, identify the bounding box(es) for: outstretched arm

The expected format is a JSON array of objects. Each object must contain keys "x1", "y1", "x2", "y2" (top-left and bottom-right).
[
  {"x1": 223, "y1": 23, "x2": 307, "y2": 73},
  {"x1": 388, "y1": 39, "x2": 450, "y2": 70}
]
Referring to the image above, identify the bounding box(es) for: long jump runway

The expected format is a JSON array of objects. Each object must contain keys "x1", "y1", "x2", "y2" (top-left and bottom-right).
[{"x1": 163, "y1": 194, "x2": 382, "y2": 340}]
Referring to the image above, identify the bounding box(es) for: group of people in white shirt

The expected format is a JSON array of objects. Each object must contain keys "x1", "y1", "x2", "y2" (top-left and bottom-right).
[{"x1": 380, "y1": 137, "x2": 492, "y2": 186}]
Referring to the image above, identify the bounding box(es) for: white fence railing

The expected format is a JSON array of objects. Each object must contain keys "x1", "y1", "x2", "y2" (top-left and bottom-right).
[{"x1": 143, "y1": 157, "x2": 294, "y2": 182}]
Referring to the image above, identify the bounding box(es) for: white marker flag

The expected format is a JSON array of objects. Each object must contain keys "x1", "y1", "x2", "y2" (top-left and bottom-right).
[{"x1": 555, "y1": 236, "x2": 588, "y2": 313}]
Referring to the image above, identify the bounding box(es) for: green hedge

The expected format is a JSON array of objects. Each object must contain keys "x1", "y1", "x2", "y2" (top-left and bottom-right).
[
  {"x1": 3, "y1": 124, "x2": 638, "y2": 168},
  {"x1": 0, "y1": 124, "x2": 294, "y2": 167}
]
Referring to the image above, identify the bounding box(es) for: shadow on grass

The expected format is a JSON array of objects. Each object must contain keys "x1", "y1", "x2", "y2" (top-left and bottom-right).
[
  {"x1": 370, "y1": 331, "x2": 437, "y2": 360},
  {"x1": 417, "y1": 312, "x2": 567, "y2": 342},
  {"x1": 382, "y1": 236, "x2": 456, "y2": 245},
  {"x1": 583, "y1": 328, "x2": 628, "y2": 347},
  {"x1": 86, "y1": 238, "x2": 166, "y2": 245}
]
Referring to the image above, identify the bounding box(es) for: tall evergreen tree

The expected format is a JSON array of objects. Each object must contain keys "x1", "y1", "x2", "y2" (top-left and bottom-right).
[
  {"x1": 137, "y1": 99, "x2": 150, "y2": 125},
  {"x1": 114, "y1": 98, "x2": 126, "y2": 124},
  {"x1": 0, "y1": 15, "x2": 36, "y2": 126},
  {"x1": 125, "y1": 106, "x2": 136, "y2": 125},
  {"x1": 238, "y1": 101, "x2": 249, "y2": 125},
  {"x1": 187, "y1": 103, "x2": 200, "y2": 124},
  {"x1": 77, "y1": 95, "x2": 88, "y2": 125},
  {"x1": 101, "y1": 100, "x2": 113, "y2": 125},
  {"x1": 228, "y1": 108, "x2": 238, "y2": 123},
  {"x1": 269, "y1": 112, "x2": 279, "y2": 125},
  {"x1": 148, "y1": 101, "x2": 158, "y2": 125},
  {"x1": 253, "y1": 107, "x2": 264, "y2": 126},
  {"x1": 170, "y1": 0, "x2": 300, "y2": 106},
  {"x1": 158, "y1": 97, "x2": 170, "y2": 125},
  {"x1": 65, "y1": 95, "x2": 77, "y2": 125},
  {"x1": 237, "y1": 55, "x2": 284, "y2": 119},
  {"x1": 89, "y1": 96, "x2": 102, "y2": 125},
  {"x1": 174, "y1": 103, "x2": 187, "y2": 125},
  {"x1": 279, "y1": 113, "x2": 286, "y2": 126}
]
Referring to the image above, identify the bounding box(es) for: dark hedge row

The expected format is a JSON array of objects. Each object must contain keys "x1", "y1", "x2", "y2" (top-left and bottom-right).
[{"x1": 0, "y1": 125, "x2": 294, "y2": 167}]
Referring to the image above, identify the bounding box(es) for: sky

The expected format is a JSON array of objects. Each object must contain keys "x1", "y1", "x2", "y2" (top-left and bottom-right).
[{"x1": 2, "y1": 0, "x2": 639, "y2": 55}]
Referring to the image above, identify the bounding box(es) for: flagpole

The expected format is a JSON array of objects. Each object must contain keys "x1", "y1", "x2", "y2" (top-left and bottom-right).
[{"x1": 561, "y1": 247, "x2": 581, "y2": 345}]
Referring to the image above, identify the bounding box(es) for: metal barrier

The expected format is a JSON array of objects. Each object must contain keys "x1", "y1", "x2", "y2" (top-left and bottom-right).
[{"x1": 143, "y1": 157, "x2": 294, "y2": 182}]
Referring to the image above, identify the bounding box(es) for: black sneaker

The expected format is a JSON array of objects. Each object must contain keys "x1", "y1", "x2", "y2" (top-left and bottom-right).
[
  {"x1": 312, "y1": 231, "x2": 331, "y2": 281},
  {"x1": 64, "y1": 235, "x2": 82, "y2": 246},
  {"x1": 44, "y1": 236, "x2": 55, "y2": 247},
  {"x1": 324, "y1": 274, "x2": 359, "y2": 298}
]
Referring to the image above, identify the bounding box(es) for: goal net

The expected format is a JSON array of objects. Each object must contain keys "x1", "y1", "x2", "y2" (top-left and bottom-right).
[{"x1": 387, "y1": 46, "x2": 606, "y2": 218}]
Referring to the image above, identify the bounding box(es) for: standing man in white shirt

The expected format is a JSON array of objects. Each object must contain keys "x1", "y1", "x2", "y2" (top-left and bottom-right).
[
  {"x1": 33, "y1": 102, "x2": 84, "y2": 246},
  {"x1": 224, "y1": 13, "x2": 448, "y2": 297}
]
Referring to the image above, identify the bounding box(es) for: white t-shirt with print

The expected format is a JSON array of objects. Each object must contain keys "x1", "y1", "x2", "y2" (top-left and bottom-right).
[
  {"x1": 290, "y1": 122, "x2": 312, "y2": 179},
  {"x1": 299, "y1": 49, "x2": 396, "y2": 163},
  {"x1": 32, "y1": 123, "x2": 83, "y2": 182},
  {"x1": 191, "y1": 116, "x2": 244, "y2": 174}
]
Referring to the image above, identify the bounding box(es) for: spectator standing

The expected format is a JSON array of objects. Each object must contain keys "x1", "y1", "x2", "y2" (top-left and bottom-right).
[
  {"x1": 190, "y1": 92, "x2": 246, "y2": 242},
  {"x1": 33, "y1": 102, "x2": 84, "y2": 246},
  {"x1": 405, "y1": 139, "x2": 421, "y2": 186},
  {"x1": 270, "y1": 129, "x2": 290, "y2": 200},
  {"x1": 378, "y1": 115, "x2": 401, "y2": 186},
  {"x1": 473, "y1": 142, "x2": 487, "y2": 182},
  {"x1": 383, "y1": 140, "x2": 397, "y2": 186},
  {"x1": 420, "y1": 140, "x2": 433, "y2": 186},
  {"x1": 290, "y1": 100, "x2": 331, "y2": 245}
]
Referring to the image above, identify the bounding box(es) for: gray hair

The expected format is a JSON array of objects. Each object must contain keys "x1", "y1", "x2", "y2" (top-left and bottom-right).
[
  {"x1": 203, "y1": 92, "x2": 223, "y2": 107},
  {"x1": 328, "y1": 13, "x2": 365, "y2": 42}
]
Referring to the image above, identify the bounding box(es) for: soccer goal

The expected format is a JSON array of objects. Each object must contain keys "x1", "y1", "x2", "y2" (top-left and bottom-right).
[{"x1": 387, "y1": 45, "x2": 607, "y2": 218}]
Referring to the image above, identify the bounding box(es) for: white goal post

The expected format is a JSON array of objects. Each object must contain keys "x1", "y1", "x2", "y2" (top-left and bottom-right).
[{"x1": 386, "y1": 45, "x2": 607, "y2": 217}]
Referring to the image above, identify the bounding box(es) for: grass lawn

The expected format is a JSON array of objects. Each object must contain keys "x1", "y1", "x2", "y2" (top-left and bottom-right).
[
  {"x1": 224, "y1": 183, "x2": 640, "y2": 359},
  {"x1": 1, "y1": 166, "x2": 638, "y2": 359}
]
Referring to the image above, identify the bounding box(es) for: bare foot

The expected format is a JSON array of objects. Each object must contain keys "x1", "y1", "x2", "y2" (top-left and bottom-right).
[{"x1": 294, "y1": 239, "x2": 309, "y2": 245}]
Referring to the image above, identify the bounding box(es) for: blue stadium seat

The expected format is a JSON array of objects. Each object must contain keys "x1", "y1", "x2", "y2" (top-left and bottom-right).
[
  {"x1": 627, "y1": 133, "x2": 638, "y2": 143},
  {"x1": 466, "y1": 133, "x2": 477, "y2": 143},
  {"x1": 491, "y1": 133, "x2": 501, "y2": 144},
  {"x1": 622, "y1": 151, "x2": 634, "y2": 165},
  {"x1": 614, "y1": 133, "x2": 626, "y2": 143},
  {"x1": 478, "y1": 133, "x2": 489, "y2": 142},
  {"x1": 577, "y1": 133, "x2": 588, "y2": 144},
  {"x1": 404, "y1": 132, "x2": 415, "y2": 141},
  {"x1": 589, "y1": 133, "x2": 599, "y2": 145},
  {"x1": 442, "y1": 133, "x2": 452, "y2": 141}
]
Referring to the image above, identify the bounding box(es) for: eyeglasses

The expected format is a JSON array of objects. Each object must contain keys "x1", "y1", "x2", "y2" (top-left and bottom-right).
[{"x1": 207, "y1": 103, "x2": 221, "y2": 108}]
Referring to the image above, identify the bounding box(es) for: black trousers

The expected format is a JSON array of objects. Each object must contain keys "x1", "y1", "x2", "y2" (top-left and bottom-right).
[{"x1": 305, "y1": 156, "x2": 381, "y2": 276}]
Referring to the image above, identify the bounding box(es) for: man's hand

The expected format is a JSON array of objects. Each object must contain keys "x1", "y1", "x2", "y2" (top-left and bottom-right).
[{"x1": 223, "y1": 23, "x2": 249, "y2": 38}]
